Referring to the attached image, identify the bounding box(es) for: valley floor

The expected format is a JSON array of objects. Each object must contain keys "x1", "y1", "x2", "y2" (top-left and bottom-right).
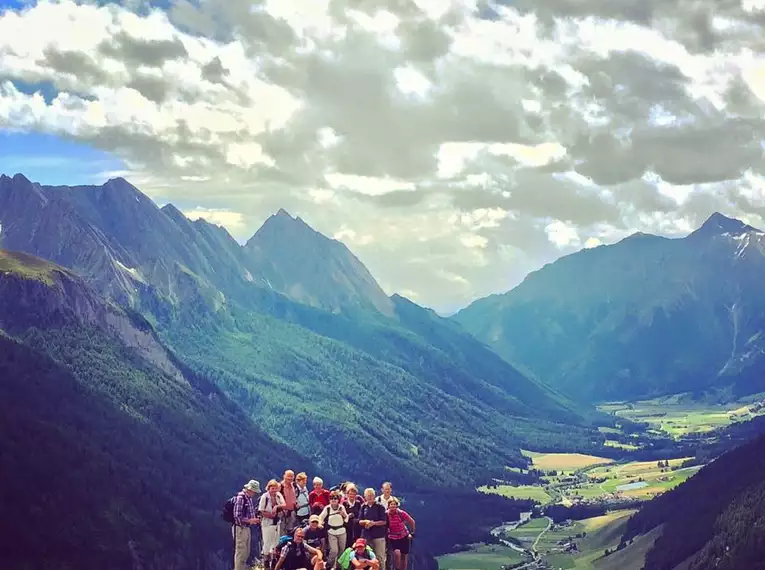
[{"x1": 437, "y1": 509, "x2": 647, "y2": 570}]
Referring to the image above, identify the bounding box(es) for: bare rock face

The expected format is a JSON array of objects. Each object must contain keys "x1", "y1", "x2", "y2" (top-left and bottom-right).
[
  {"x1": 0, "y1": 249, "x2": 185, "y2": 382},
  {"x1": 0, "y1": 174, "x2": 395, "y2": 320}
]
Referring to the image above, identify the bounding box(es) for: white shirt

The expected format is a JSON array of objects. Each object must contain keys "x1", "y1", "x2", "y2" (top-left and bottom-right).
[{"x1": 258, "y1": 492, "x2": 286, "y2": 525}]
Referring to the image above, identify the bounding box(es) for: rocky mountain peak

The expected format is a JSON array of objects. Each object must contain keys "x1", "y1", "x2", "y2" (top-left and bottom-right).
[{"x1": 691, "y1": 212, "x2": 758, "y2": 238}]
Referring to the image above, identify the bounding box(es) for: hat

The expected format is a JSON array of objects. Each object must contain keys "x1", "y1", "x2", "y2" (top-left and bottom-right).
[
  {"x1": 353, "y1": 539, "x2": 367, "y2": 549},
  {"x1": 244, "y1": 480, "x2": 261, "y2": 493},
  {"x1": 309, "y1": 515, "x2": 320, "y2": 523}
]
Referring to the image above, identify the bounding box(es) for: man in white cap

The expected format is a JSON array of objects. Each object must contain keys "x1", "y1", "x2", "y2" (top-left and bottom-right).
[{"x1": 234, "y1": 480, "x2": 262, "y2": 570}]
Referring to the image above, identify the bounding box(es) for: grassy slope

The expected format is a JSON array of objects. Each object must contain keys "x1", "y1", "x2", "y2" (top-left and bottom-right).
[
  {"x1": 437, "y1": 545, "x2": 527, "y2": 570},
  {"x1": 0, "y1": 249, "x2": 72, "y2": 284}
]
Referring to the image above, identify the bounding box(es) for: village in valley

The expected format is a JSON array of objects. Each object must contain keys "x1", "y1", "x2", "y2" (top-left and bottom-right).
[{"x1": 438, "y1": 395, "x2": 765, "y2": 570}]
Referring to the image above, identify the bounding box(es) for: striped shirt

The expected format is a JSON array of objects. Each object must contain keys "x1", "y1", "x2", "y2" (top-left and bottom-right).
[
  {"x1": 387, "y1": 509, "x2": 412, "y2": 540},
  {"x1": 234, "y1": 491, "x2": 256, "y2": 527}
]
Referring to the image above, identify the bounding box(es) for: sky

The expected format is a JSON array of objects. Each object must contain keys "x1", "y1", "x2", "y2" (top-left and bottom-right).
[{"x1": 1, "y1": 1, "x2": 765, "y2": 313}]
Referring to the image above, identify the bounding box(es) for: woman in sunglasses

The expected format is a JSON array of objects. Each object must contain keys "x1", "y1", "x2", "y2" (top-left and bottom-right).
[{"x1": 319, "y1": 492, "x2": 349, "y2": 569}]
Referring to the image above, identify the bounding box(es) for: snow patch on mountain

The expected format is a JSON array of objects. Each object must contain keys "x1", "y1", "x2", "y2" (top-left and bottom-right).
[{"x1": 115, "y1": 259, "x2": 146, "y2": 283}]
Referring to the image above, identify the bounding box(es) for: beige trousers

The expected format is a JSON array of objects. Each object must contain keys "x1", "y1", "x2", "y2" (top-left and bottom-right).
[
  {"x1": 327, "y1": 531, "x2": 347, "y2": 569},
  {"x1": 233, "y1": 525, "x2": 251, "y2": 570},
  {"x1": 370, "y1": 538, "x2": 387, "y2": 570}
]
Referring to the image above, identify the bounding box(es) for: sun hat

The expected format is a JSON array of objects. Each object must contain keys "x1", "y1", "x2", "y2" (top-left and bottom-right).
[
  {"x1": 309, "y1": 514, "x2": 321, "y2": 523},
  {"x1": 244, "y1": 480, "x2": 261, "y2": 493}
]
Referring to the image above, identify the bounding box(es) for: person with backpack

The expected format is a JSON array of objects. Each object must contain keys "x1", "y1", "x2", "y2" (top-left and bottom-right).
[
  {"x1": 338, "y1": 538, "x2": 380, "y2": 570},
  {"x1": 260, "y1": 479, "x2": 287, "y2": 567},
  {"x1": 280, "y1": 470, "x2": 298, "y2": 535},
  {"x1": 386, "y1": 499, "x2": 415, "y2": 570},
  {"x1": 225, "y1": 480, "x2": 262, "y2": 570},
  {"x1": 358, "y1": 489, "x2": 387, "y2": 570},
  {"x1": 319, "y1": 491, "x2": 349, "y2": 569},
  {"x1": 343, "y1": 484, "x2": 363, "y2": 545},
  {"x1": 273, "y1": 527, "x2": 324, "y2": 570},
  {"x1": 294, "y1": 472, "x2": 311, "y2": 527}
]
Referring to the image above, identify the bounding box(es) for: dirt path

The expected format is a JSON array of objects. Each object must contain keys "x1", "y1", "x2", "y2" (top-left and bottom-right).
[{"x1": 531, "y1": 517, "x2": 552, "y2": 553}]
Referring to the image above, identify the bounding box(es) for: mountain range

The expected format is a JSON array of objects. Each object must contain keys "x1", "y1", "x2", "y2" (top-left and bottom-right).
[
  {"x1": 0, "y1": 173, "x2": 602, "y2": 491},
  {"x1": 454, "y1": 212, "x2": 765, "y2": 403},
  {"x1": 6, "y1": 170, "x2": 765, "y2": 568}
]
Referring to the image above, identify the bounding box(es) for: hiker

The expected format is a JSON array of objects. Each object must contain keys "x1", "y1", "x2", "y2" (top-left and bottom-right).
[
  {"x1": 375, "y1": 482, "x2": 397, "y2": 509},
  {"x1": 295, "y1": 472, "x2": 312, "y2": 527},
  {"x1": 386, "y1": 498, "x2": 415, "y2": 570},
  {"x1": 273, "y1": 528, "x2": 324, "y2": 570},
  {"x1": 232, "y1": 480, "x2": 262, "y2": 570},
  {"x1": 309, "y1": 477, "x2": 331, "y2": 508},
  {"x1": 343, "y1": 484, "x2": 363, "y2": 545},
  {"x1": 375, "y1": 483, "x2": 397, "y2": 570},
  {"x1": 341, "y1": 538, "x2": 380, "y2": 570},
  {"x1": 281, "y1": 470, "x2": 298, "y2": 535},
  {"x1": 320, "y1": 491, "x2": 349, "y2": 569},
  {"x1": 302, "y1": 514, "x2": 328, "y2": 554},
  {"x1": 358, "y1": 488, "x2": 387, "y2": 570},
  {"x1": 260, "y1": 479, "x2": 287, "y2": 567}
]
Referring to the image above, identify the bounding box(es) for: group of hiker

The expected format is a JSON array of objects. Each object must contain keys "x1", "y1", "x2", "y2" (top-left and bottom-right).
[{"x1": 226, "y1": 470, "x2": 416, "y2": 570}]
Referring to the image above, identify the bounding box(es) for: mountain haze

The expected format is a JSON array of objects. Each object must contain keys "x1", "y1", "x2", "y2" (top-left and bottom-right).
[
  {"x1": 0, "y1": 172, "x2": 602, "y2": 492},
  {"x1": 454, "y1": 213, "x2": 765, "y2": 402}
]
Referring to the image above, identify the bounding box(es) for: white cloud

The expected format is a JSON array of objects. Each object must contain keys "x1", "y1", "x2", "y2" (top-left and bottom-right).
[
  {"x1": 2, "y1": 0, "x2": 765, "y2": 310},
  {"x1": 183, "y1": 207, "x2": 246, "y2": 230},
  {"x1": 545, "y1": 220, "x2": 581, "y2": 248},
  {"x1": 325, "y1": 173, "x2": 416, "y2": 196}
]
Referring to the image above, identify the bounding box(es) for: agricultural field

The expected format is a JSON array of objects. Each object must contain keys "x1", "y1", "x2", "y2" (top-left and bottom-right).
[
  {"x1": 539, "y1": 510, "x2": 640, "y2": 570},
  {"x1": 437, "y1": 544, "x2": 528, "y2": 570},
  {"x1": 441, "y1": 510, "x2": 654, "y2": 570},
  {"x1": 598, "y1": 396, "x2": 765, "y2": 439},
  {"x1": 521, "y1": 451, "x2": 614, "y2": 472},
  {"x1": 579, "y1": 459, "x2": 701, "y2": 500},
  {"x1": 477, "y1": 484, "x2": 552, "y2": 503},
  {"x1": 506, "y1": 516, "x2": 550, "y2": 544},
  {"x1": 479, "y1": 455, "x2": 700, "y2": 506}
]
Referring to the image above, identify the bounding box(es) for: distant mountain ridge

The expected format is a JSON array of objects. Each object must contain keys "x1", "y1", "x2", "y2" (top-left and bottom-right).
[
  {"x1": 0, "y1": 173, "x2": 393, "y2": 317},
  {"x1": 454, "y1": 212, "x2": 765, "y2": 402},
  {"x1": 0, "y1": 172, "x2": 601, "y2": 492}
]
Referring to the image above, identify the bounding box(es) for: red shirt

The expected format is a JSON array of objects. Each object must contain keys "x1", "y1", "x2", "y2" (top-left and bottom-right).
[
  {"x1": 387, "y1": 510, "x2": 413, "y2": 540},
  {"x1": 309, "y1": 488, "x2": 331, "y2": 508}
]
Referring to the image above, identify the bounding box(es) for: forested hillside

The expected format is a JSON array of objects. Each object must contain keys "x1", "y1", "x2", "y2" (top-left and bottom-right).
[
  {"x1": 0, "y1": 251, "x2": 313, "y2": 569},
  {"x1": 622, "y1": 433, "x2": 765, "y2": 569}
]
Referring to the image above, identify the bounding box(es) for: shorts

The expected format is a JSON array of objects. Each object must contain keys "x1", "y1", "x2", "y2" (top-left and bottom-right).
[{"x1": 389, "y1": 537, "x2": 410, "y2": 555}]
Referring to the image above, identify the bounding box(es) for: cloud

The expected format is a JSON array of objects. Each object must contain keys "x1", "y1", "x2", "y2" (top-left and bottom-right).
[
  {"x1": 1, "y1": 0, "x2": 765, "y2": 310},
  {"x1": 183, "y1": 207, "x2": 246, "y2": 230}
]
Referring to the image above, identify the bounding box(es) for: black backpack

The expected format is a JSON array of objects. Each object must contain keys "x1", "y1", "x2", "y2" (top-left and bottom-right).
[{"x1": 222, "y1": 494, "x2": 237, "y2": 524}]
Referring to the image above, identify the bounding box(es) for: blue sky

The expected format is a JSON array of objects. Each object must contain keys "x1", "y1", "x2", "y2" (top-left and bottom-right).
[
  {"x1": 0, "y1": 131, "x2": 125, "y2": 185},
  {"x1": 0, "y1": 1, "x2": 123, "y2": 185}
]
